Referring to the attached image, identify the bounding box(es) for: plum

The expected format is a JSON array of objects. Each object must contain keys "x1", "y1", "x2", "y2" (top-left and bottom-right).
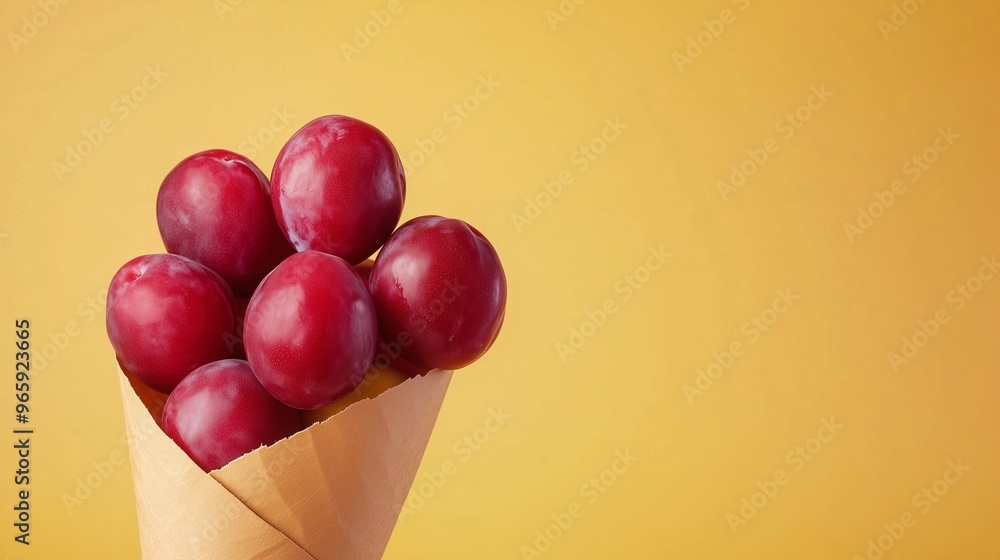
[
  {"x1": 370, "y1": 216, "x2": 506, "y2": 370},
  {"x1": 107, "y1": 254, "x2": 235, "y2": 393},
  {"x1": 243, "y1": 250, "x2": 378, "y2": 409},
  {"x1": 157, "y1": 149, "x2": 294, "y2": 296},
  {"x1": 162, "y1": 359, "x2": 301, "y2": 472},
  {"x1": 270, "y1": 115, "x2": 405, "y2": 265}
]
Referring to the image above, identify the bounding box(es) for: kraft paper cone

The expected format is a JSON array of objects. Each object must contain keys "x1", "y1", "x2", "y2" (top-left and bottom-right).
[{"x1": 119, "y1": 365, "x2": 453, "y2": 560}]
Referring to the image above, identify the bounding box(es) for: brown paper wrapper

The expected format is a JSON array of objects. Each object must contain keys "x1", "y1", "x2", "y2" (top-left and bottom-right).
[{"x1": 118, "y1": 365, "x2": 453, "y2": 560}]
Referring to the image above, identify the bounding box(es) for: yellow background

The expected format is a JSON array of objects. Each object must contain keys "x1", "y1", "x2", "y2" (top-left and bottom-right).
[{"x1": 2, "y1": 0, "x2": 999, "y2": 558}]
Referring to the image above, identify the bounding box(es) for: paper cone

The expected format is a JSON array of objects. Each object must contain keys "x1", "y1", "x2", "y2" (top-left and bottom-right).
[{"x1": 119, "y1": 364, "x2": 453, "y2": 560}]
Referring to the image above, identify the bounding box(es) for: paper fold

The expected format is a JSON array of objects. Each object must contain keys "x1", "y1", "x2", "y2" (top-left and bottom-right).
[{"x1": 119, "y1": 365, "x2": 453, "y2": 560}]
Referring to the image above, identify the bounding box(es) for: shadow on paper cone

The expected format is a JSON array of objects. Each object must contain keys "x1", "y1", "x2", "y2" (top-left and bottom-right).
[{"x1": 118, "y1": 363, "x2": 453, "y2": 559}]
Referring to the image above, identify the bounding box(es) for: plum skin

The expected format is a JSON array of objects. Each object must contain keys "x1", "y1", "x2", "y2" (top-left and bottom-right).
[
  {"x1": 162, "y1": 359, "x2": 302, "y2": 472},
  {"x1": 370, "y1": 216, "x2": 507, "y2": 370},
  {"x1": 156, "y1": 149, "x2": 294, "y2": 297},
  {"x1": 106, "y1": 253, "x2": 235, "y2": 393},
  {"x1": 243, "y1": 250, "x2": 378, "y2": 410},
  {"x1": 356, "y1": 259, "x2": 430, "y2": 377},
  {"x1": 269, "y1": 115, "x2": 405, "y2": 265}
]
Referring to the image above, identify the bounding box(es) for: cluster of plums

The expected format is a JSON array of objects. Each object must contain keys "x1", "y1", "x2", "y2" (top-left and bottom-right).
[{"x1": 107, "y1": 115, "x2": 507, "y2": 472}]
